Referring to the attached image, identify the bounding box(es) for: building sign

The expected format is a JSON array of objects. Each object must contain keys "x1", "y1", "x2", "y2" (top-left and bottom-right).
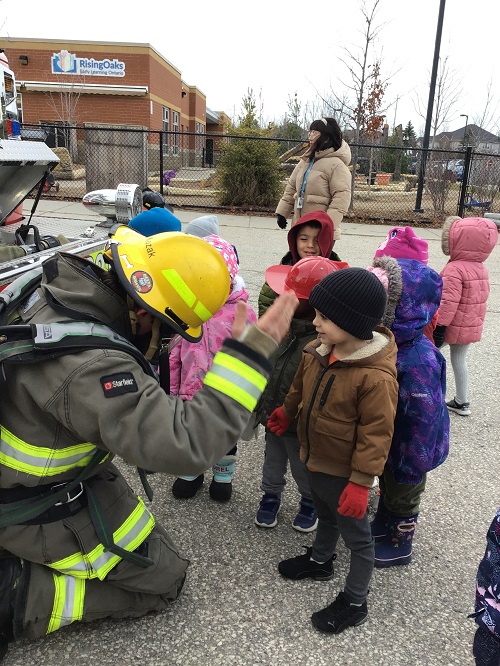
[{"x1": 51, "y1": 50, "x2": 125, "y2": 77}]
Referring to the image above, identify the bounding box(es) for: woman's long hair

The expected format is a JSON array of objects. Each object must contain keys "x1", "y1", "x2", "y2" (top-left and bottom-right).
[{"x1": 305, "y1": 117, "x2": 343, "y2": 159}]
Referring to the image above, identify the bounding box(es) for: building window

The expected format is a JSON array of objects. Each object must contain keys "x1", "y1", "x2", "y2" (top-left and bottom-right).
[
  {"x1": 162, "y1": 107, "x2": 170, "y2": 153},
  {"x1": 195, "y1": 121, "x2": 205, "y2": 155},
  {"x1": 16, "y1": 92, "x2": 23, "y2": 123},
  {"x1": 172, "y1": 111, "x2": 179, "y2": 156}
]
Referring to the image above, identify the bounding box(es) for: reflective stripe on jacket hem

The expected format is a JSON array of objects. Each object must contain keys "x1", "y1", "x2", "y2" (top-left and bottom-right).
[{"x1": 0, "y1": 425, "x2": 109, "y2": 477}]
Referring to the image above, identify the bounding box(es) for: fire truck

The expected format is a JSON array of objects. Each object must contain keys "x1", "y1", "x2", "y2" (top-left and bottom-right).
[{"x1": 0, "y1": 48, "x2": 140, "y2": 289}]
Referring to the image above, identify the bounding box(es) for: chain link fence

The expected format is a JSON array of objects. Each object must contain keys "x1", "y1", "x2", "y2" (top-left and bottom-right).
[{"x1": 20, "y1": 123, "x2": 500, "y2": 224}]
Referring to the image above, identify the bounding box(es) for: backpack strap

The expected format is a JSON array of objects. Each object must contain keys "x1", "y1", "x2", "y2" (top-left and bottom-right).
[{"x1": 0, "y1": 321, "x2": 158, "y2": 379}]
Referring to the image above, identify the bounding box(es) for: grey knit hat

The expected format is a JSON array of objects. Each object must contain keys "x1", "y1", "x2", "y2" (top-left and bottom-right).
[
  {"x1": 309, "y1": 267, "x2": 387, "y2": 340},
  {"x1": 184, "y1": 215, "x2": 219, "y2": 238}
]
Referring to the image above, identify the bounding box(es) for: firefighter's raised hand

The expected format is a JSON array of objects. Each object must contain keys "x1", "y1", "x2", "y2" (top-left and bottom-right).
[{"x1": 232, "y1": 291, "x2": 298, "y2": 344}]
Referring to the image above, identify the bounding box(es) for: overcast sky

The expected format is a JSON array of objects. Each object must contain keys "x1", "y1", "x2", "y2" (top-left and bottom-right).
[{"x1": 1, "y1": 0, "x2": 499, "y2": 135}]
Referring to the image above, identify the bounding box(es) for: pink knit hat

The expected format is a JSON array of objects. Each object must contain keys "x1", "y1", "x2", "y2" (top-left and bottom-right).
[
  {"x1": 203, "y1": 234, "x2": 239, "y2": 287},
  {"x1": 374, "y1": 226, "x2": 429, "y2": 265}
]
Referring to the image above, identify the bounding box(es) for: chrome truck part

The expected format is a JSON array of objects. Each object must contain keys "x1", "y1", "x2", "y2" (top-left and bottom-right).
[
  {"x1": 0, "y1": 139, "x2": 60, "y2": 224},
  {"x1": 82, "y1": 183, "x2": 142, "y2": 226}
]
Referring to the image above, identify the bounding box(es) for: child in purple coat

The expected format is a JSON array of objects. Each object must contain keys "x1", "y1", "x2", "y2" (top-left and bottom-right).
[
  {"x1": 471, "y1": 506, "x2": 500, "y2": 664},
  {"x1": 369, "y1": 257, "x2": 450, "y2": 567}
]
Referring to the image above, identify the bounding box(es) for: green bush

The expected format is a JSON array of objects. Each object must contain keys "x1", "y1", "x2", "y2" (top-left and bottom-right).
[{"x1": 215, "y1": 130, "x2": 283, "y2": 207}]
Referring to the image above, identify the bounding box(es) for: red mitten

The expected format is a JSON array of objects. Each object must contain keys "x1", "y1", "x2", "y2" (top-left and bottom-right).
[
  {"x1": 338, "y1": 482, "x2": 369, "y2": 519},
  {"x1": 267, "y1": 406, "x2": 293, "y2": 436}
]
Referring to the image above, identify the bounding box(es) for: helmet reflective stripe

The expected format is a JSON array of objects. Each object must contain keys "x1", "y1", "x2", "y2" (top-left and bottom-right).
[
  {"x1": 162, "y1": 268, "x2": 214, "y2": 323},
  {"x1": 49, "y1": 499, "x2": 155, "y2": 580},
  {"x1": 46, "y1": 573, "x2": 85, "y2": 634},
  {"x1": 194, "y1": 300, "x2": 213, "y2": 322},
  {"x1": 162, "y1": 268, "x2": 196, "y2": 307},
  {"x1": 0, "y1": 427, "x2": 109, "y2": 477},
  {"x1": 203, "y1": 352, "x2": 267, "y2": 412}
]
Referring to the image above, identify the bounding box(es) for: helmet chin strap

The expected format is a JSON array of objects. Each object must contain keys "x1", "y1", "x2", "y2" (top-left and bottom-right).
[
  {"x1": 144, "y1": 318, "x2": 161, "y2": 362},
  {"x1": 127, "y1": 295, "x2": 161, "y2": 362},
  {"x1": 127, "y1": 295, "x2": 139, "y2": 335}
]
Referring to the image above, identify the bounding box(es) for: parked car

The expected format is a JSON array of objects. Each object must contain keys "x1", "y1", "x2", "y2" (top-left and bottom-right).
[
  {"x1": 445, "y1": 159, "x2": 465, "y2": 182},
  {"x1": 452, "y1": 159, "x2": 465, "y2": 182}
]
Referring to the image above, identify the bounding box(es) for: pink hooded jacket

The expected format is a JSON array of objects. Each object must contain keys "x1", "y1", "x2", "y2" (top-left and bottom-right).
[
  {"x1": 438, "y1": 216, "x2": 498, "y2": 344},
  {"x1": 169, "y1": 284, "x2": 257, "y2": 399}
]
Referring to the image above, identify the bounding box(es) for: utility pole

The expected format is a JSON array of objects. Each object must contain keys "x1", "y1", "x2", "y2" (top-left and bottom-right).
[{"x1": 414, "y1": 0, "x2": 447, "y2": 213}]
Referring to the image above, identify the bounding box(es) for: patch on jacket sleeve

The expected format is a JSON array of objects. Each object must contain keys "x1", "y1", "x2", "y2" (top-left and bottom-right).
[{"x1": 100, "y1": 372, "x2": 138, "y2": 397}]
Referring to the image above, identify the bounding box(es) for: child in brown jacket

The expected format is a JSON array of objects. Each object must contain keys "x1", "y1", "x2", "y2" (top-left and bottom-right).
[{"x1": 268, "y1": 268, "x2": 398, "y2": 634}]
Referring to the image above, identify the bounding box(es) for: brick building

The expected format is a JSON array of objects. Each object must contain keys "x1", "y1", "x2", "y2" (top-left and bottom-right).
[{"x1": 3, "y1": 37, "x2": 231, "y2": 168}]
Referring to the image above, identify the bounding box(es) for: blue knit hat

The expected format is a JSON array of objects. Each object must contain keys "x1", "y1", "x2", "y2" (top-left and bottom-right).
[{"x1": 128, "y1": 207, "x2": 182, "y2": 236}]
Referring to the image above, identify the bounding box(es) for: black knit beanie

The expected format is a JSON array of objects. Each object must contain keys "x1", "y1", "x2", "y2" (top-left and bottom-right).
[{"x1": 309, "y1": 267, "x2": 387, "y2": 340}]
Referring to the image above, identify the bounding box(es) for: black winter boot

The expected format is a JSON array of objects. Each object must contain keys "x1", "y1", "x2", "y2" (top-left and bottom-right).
[
  {"x1": 209, "y1": 455, "x2": 237, "y2": 502},
  {"x1": 0, "y1": 556, "x2": 23, "y2": 662},
  {"x1": 171, "y1": 474, "x2": 204, "y2": 499}
]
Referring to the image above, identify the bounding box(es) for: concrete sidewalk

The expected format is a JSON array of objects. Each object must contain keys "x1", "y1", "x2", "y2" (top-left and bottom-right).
[
  {"x1": 7, "y1": 198, "x2": 498, "y2": 666},
  {"x1": 22, "y1": 198, "x2": 444, "y2": 243}
]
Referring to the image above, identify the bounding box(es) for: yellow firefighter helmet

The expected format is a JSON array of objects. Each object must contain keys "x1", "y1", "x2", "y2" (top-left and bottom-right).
[{"x1": 108, "y1": 226, "x2": 230, "y2": 342}]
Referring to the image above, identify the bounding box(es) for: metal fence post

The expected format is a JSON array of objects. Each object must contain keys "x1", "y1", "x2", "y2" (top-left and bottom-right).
[
  {"x1": 159, "y1": 131, "x2": 164, "y2": 196},
  {"x1": 457, "y1": 146, "x2": 473, "y2": 217}
]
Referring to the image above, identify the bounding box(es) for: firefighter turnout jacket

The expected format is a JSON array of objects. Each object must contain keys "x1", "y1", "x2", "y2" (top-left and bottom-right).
[{"x1": 0, "y1": 252, "x2": 274, "y2": 640}]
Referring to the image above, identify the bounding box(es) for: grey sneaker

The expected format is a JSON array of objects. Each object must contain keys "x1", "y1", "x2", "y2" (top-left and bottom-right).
[{"x1": 446, "y1": 398, "x2": 471, "y2": 416}]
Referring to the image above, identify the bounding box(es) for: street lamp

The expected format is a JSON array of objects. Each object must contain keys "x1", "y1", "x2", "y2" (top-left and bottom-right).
[{"x1": 460, "y1": 114, "x2": 468, "y2": 147}]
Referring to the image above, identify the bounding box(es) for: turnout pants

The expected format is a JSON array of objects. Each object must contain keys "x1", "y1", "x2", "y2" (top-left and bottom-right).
[
  {"x1": 16, "y1": 524, "x2": 187, "y2": 640},
  {"x1": 1, "y1": 467, "x2": 189, "y2": 640}
]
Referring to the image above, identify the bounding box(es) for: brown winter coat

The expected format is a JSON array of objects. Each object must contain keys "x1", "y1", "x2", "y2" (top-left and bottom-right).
[
  {"x1": 282, "y1": 328, "x2": 398, "y2": 487},
  {"x1": 275, "y1": 140, "x2": 352, "y2": 240}
]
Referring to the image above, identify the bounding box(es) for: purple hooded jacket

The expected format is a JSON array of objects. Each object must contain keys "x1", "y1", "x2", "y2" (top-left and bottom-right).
[{"x1": 372, "y1": 257, "x2": 450, "y2": 484}]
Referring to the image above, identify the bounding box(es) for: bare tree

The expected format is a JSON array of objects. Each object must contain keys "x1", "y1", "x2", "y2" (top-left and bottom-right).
[
  {"x1": 471, "y1": 80, "x2": 499, "y2": 138},
  {"x1": 320, "y1": 0, "x2": 387, "y2": 207},
  {"x1": 414, "y1": 55, "x2": 462, "y2": 146},
  {"x1": 44, "y1": 76, "x2": 86, "y2": 162}
]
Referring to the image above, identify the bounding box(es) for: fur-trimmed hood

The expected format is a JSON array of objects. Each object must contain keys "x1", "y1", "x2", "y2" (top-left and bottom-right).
[
  {"x1": 372, "y1": 256, "x2": 442, "y2": 345},
  {"x1": 441, "y1": 215, "x2": 497, "y2": 261}
]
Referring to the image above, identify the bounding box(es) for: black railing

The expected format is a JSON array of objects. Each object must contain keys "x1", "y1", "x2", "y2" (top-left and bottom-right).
[{"x1": 20, "y1": 123, "x2": 500, "y2": 224}]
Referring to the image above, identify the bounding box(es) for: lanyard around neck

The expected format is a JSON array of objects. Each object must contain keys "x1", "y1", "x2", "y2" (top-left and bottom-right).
[{"x1": 299, "y1": 159, "x2": 315, "y2": 198}]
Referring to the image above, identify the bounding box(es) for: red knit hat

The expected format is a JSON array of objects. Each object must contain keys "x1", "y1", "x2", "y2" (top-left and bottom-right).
[{"x1": 374, "y1": 226, "x2": 429, "y2": 265}]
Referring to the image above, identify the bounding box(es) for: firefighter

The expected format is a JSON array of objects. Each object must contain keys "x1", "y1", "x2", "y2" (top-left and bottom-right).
[{"x1": 0, "y1": 226, "x2": 297, "y2": 659}]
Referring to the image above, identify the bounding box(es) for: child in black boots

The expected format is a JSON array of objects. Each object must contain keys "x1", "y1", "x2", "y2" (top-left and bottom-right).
[{"x1": 271, "y1": 268, "x2": 398, "y2": 633}]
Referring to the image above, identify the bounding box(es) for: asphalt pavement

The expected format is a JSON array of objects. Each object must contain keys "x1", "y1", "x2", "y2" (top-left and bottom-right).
[{"x1": 4, "y1": 201, "x2": 500, "y2": 666}]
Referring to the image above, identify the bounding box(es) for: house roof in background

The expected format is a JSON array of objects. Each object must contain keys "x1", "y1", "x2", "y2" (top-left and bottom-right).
[{"x1": 434, "y1": 124, "x2": 500, "y2": 143}]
